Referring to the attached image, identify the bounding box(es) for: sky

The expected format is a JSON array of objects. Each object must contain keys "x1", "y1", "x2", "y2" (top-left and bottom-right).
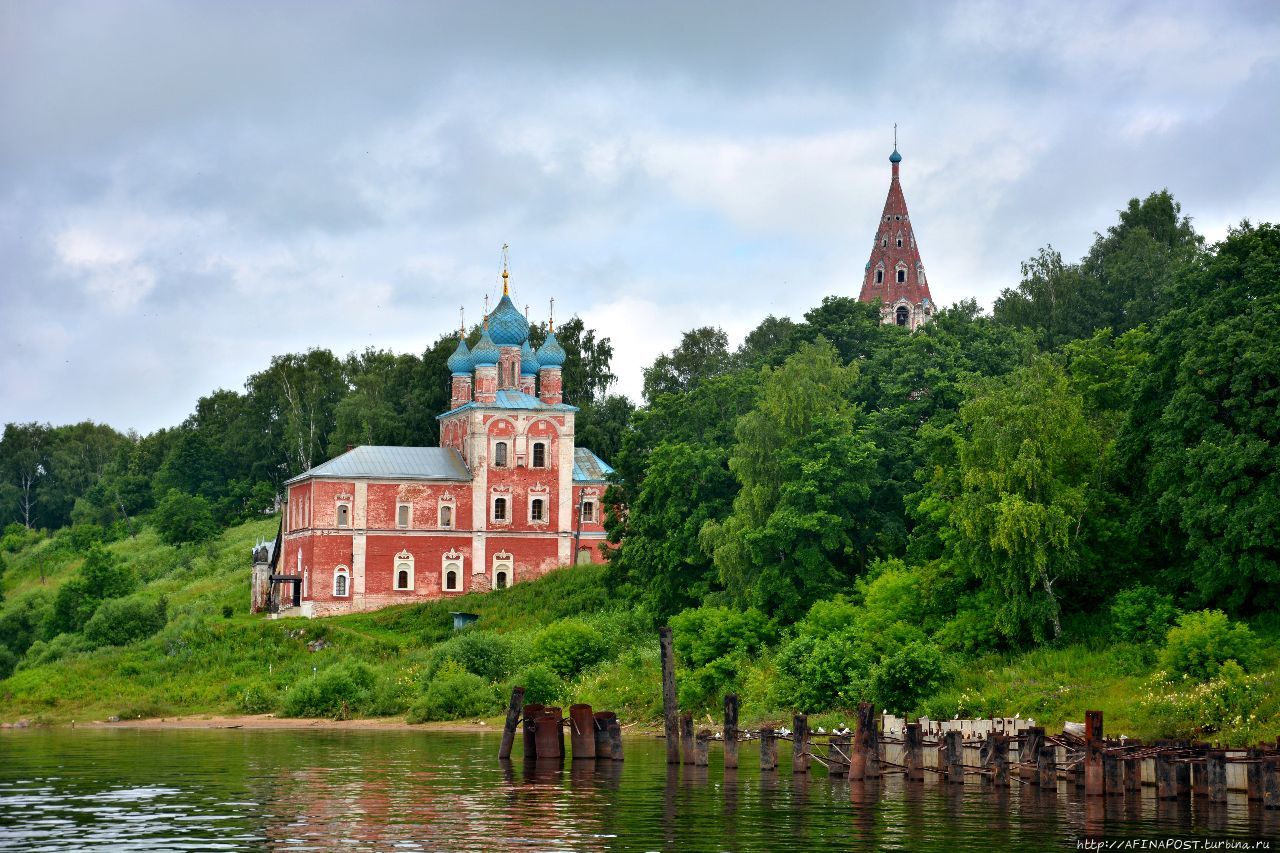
[{"x1": 3, "y1": 0, "x2": 1279, "y2": 434}]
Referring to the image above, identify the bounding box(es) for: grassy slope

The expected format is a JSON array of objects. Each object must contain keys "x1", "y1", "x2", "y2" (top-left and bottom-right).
[{"x1": 2, "y1": 516, "x2": 1277, "y2": 744}]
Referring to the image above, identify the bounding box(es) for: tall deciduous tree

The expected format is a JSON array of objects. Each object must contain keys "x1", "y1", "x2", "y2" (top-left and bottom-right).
[
  {"x1": 0, "y1": 423, "x2": 50, "y2": 528},
  {"x1": 641, "y1": 327, "x2": 732, "y2": 402}
]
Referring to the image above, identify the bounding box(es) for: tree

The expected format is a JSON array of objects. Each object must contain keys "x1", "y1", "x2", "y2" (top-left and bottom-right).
[
  {"x1": 992, "y1": 247, "x2": 1088, "y2": 350},
  {"x1": 704, "y1": 340, "x2": 880, "y2": 622},
  {"x1": 574, "y1": 394, "x2": 635, "y2": 464},
  {"x1": 246, "y1": 349, "x2": 348, "y2": 477},
  {"x1": 1119, "y1": 222, "x2": 1280, "y2": 612},
  {"x1": 152, "y1": 490, "x2": 220, "y2": 546},
  {"x1": 642, "y1": 327, "x2": 732, "y2": 402},
  {"x1": 50, "y1": 545, "x2": 138, "y2": 634},
  {"x1": 153, "y1": 430, "x2": 227, "y2": 500},
  {"x1": 935, "y1": 359, "x2": 1104, "y2": 642},
  {"x1": 0, "y1": 422, "x2": 50, "y2": 528}
]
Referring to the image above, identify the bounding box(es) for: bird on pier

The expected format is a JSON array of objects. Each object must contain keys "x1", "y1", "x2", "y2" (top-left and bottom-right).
[
  {"x1": 815, "y1": 726, "x2": 826, "y2": 734},
  {"x1": 778, "y1": 727, "x2": 791, "y2": 738}
]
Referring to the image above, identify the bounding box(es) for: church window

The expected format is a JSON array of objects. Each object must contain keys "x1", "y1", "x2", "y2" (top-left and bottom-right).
[
  {"x1": 875, "y1": 269, "x2": 884, "y2": 284},
  {"x1": 531, "y1": 498, "x2": 545, "y2": 522},
  {"x1": 919, "y1": 268, "x2": 926, "y2": 284},
  {"x1": 896, "y1": 306, "x2": 910, "y2": 326},
  {"x1": 493, "y1": 497, "x2": 507, "y2": 521},
  {"x1": 532, "y1": 442, "x2": 546, "y2": 468},
  {"x1": 897, "y1": 269, "x2": 906, "y2": 283},
  {"x1": 881, "y1": 238, "x2": 887, "y2": 248},
  {"x1": 439, "y1": 504, "x2": 453, "y2": 528},
  {"x1": 337, "y1": 503, "x2": 350, "y2": 528},
  {"x1": 581, "y1": 500, "x2": 595, "y2": 522},
  {"x1": 442, "y1": 550, "x2": 463, "y2": 592},
  {"x1": 493, "y1": 552, "x2": 513, "y2": 590},
  {"x1": 895, "y1": 215, "x2": 902, "y2": 220},
  {"x1": 494, "y1": 441, "x2": 508, "y2": 467},
  {"x1": 445, "y1": 569, "x2": 458, "y2": 591},
  {"x1": 393, "y1": 551, "x2": 414, "y2": 590},
  {"x1": 896, "y1": 237, "x2": 903, "y2": 248},
  {"x1": 333, "y1": 568, "x2": 349, "y2": 597},
  {"x1": 397, "y1": 503, "x2": 410, "y2": 529}
]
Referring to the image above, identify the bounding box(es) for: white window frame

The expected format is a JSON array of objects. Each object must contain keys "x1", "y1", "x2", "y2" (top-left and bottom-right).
[
  {"x1": 494, "y1": 441, "x2": 509, "y2": 468},
  {"x1": 491, "y1": 494, "x2": 510, "y2": 524},
  {"x1": 532, "y1": 441, "x2": 547, "y2": 468},
  {"x1": 394, "y1": 552, "x2": 414, "y2": 590},
  {"x1": 396, "y1": 502, "x2": 411, "y2": 529},
  {"x1": 896, "y1": 267, "x2": 907, "y2": 283},
  {"x1": 333, "y1": 565, "x2": 350, "y2": 597},
  {"x1": 336, "y1": 503, "x2": 351, "y2": 528},
  {"x1": 438, "y1": 500, "x2": 455, "y2": 529},
  {"x1": 875, "y1": 268, "x2": 884, "y2": 284},
  {"x1": 442, "y1": 550, "x2": 463, "y2": 593},
  {"x1": 581, "y1": 500, "x2": 595, "y2": 522},
  {"x1": 492, "y1": 551, "x2": 513, "y2": 590}
]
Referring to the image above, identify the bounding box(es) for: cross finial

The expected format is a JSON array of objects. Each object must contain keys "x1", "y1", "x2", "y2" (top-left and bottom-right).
[
  {"x1": 483, "y1": 293, "x2": 490, "y2": 329},
  {"x1": 459, "y1": 305, "x2": 465, "y2": 337},
  {"x1": 894, "y1": 123, "x2": 897, "y2": 149},
  {"x1": 549, "y1": 296, "x2": 555, "y2": 333},
  {"x1": 501, "y1": 243, "x2": 510, "y2": 296}
]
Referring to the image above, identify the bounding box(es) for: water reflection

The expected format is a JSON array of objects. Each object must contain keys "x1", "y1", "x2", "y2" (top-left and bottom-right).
[{"x1": 0, "y1": 729, "x2": 1272, "y2": 852}]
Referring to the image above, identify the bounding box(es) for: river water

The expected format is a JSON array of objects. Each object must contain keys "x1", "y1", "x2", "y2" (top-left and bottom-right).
[{"x1": 0, "y1": 729, "x2": 1274, "y2": 850}]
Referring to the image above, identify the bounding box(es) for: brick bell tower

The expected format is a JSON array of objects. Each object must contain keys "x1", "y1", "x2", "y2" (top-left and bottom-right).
[{"x1": 858, "y1": 131, "x2": 935, "y2": 330}]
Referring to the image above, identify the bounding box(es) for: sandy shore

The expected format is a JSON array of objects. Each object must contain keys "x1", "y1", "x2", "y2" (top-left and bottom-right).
[{"x1": 72, "y1": 715, "x2": 499, "y2": 733}]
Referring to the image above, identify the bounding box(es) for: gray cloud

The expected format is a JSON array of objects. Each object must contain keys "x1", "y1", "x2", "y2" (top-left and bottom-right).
[{"x1": 2, "y1": 0, "x2": 1279, "y2": 433}]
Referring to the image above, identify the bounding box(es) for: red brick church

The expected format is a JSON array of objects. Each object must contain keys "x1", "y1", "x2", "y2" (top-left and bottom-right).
[
  {"x1": 857, "y1": 143, "x2": 936, "y2": 329},
  {"x1": 251, "y1": 268, "x2": 613, "y2": 617}
]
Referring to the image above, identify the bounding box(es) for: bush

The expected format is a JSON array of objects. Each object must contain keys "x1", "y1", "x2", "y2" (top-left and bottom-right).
[
  {"x1": 668, "y1": 606, "x2": 774, "y2": 706},
  {"x1": 49, "y1": 545, "x2": 139, "y2": 635},
  {"x1": 54, "y1": 524, "x2": 106, "y2": 554},
  {"x1": 426, "y1": 630, "x2": 515, "y2": 682},
  {"x1": 869, "y1": 641, "x2": 946, "y2": 714},
  {"x1": 0, "y1": 591, "x2": 53, "y2": 658},
  {"x1": 408, "y1": 661, "x2": 499, "y2": 722},
  {"x1": 237, "y1": 681, "x2": 279, "y2": 714},
  {"x1": 1159, "y1": 610, "x2": 1259, "y2": 681},
  {"x1": 1, "y1": 523, "x2": 44, "y2": 553},
  {"x1": 83, "y1": 595, "x2": 168, "y2": 648},
  {"x1": 282, "y1": 661, "x2": 378, "y2": 718},
  {"x1": 1111, "y1": 585, "x2": 1179, "y2": 644},
  {"x1": 1139, "y1": 661, "x2": 1273, "y2": 744},
  {"x1": 0, "y1": 645, "x2": 16, "y2": 680},
  {"x1": 777, "y1": 627, "x2": 873, "y2": 710},
  {"x1": 511, "y1": 663, "x2": 563, "y2": 706},
  {"x1": 19, "y1": 632, "x2": 89, "y2": 669},
  {"x1": 153, "y1": 490, "x2": 219, "y2": 546},
  {"x1": 933, "y1": 605, "x2": 1003, "y2": 654},
  {"x1": 533, "y1": 619, "x2": 610, "y2": 678}
]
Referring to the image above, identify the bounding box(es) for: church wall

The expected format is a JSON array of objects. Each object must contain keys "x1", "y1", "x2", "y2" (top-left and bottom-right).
[{"x1": 483, "y1": 534, "x2": 562, "y2": 585}]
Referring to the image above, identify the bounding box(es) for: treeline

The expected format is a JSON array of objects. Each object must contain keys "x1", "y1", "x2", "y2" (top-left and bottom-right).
[
  {"x1": 0, "y1": 317, "x2": 631, "y2": 547},
  {"x1": 604, "y1": 192, "x2": 1279, "y2": 657}
]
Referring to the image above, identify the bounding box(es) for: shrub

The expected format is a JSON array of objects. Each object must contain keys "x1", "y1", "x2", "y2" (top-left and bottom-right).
[
  {"x1": 1, "y1": 523, "x2": 43, "y2": 553},
  {"x1": 1159, "y1": 610, "x2": 1259, "y2": 681},
  {"x1": 408, "y1": 661, "x2": 499, "y2": 722},
  {"x1": 533, "y1": 619, "x2": 610, "y2": 678},
  {"x1": 511, "y1": 663, "x2": 563, "y2": 706},
  {"x1": 19, "y1": 632, "x2": 89, "y2": 669},
  {"x1": 49, "y1": 545, "x2": 138, "y2": 634},
  {"x1": 933, "y1": 605, "x2": 1003, "y2": 654},
  {"x1": 0, "y1": 645, "x2": 16, "y2": 680},
  {"x1": 282, "y1": 661, "x2": 378, "y2": 718},
  {"x1": 1139, "y1": 661, "x2": 1272, "y2": 744},
  {"x1": 54, "y1": 524, "x2": 106, "y2": 554},
  {"x1": 777, "y1": 627, "x2": 874, "y2": 711},
  {"x1": 152, "y1": 490, "x2": 219, "y2": 546},
  {"x1": 0, "y1": 591, "x2": 53, "y2": 658},
  {"x1": 1111, "y1": 585, "x2": 1179, "y2": 644},
  {"x1": 869, "y1": 641, "x2": 946, "y2": 714},
  {"x1": 667, "y1": 606, "x2": 774, "y2": 707},
  {"x1": 426, "y1": 630, "x2": 515, "y2": 682},
  {"x1": 83, "y1": 595, "x2": 168, "y2": 648},
  {"x1": 237, "y1": 681, "x2": 279, "y2": 714}
]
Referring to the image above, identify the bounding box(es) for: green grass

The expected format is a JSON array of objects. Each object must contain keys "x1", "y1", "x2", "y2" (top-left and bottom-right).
[{"x1": 2, "y1": 516, "x2": 1278, "y2": 745}]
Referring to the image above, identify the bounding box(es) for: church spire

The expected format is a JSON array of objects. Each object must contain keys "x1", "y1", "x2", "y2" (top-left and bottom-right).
[{"x1": 857, "y1": 135, "x2": 935, "y2": 331}]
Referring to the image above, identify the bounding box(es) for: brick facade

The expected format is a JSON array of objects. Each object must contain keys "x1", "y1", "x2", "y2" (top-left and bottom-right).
[{"x1": 858, "y1": 148, "x2": 936, "y2": 330}]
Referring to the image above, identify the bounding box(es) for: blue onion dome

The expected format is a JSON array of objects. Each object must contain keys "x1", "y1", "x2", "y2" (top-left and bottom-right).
[
  {"x1": 487, "y1": 294, "x2": 530, "y2": 346},
  {"x1": 535, "y1": 331, "x2": 566, "y2": 368},
  {"x1": 447, "y1": 338, "x2": 473, "y2": 375},
  {"x1": 889, "y1": 148, "x2": 902, "y2": 163},
  {"x1": 520, "y1": 340, "x2": 540, "y2": 375},
  {"x1": 470, "y1": 330, "x2": 500, "y2": 366}
]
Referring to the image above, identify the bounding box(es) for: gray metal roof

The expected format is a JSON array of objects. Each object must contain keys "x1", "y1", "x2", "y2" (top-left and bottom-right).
[
  {"x1": 437, "y1": 389, "x2": 579, "y2": 419},
  {"x1": 573, "y1": 448, "x2": 615, "y2": 483},
  {"x1": 285, "y1": 446, "x2": 471, "y2": 485}
]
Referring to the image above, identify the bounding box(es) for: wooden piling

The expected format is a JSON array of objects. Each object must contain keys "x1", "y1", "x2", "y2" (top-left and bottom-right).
[
  {"x1": 1191, "y1": 743, "x2": 1208, "y2": 796},
  {"x1": 680, "y1": 712, "x2": 695, "y2": 765},
  {"x1": 1021, "y1": 727, "x2": 1044, "y2": 782},
  {"x1": 850, "y1": 702, "x2": 879, "y2": 780},
  {"x1": 659, "y1": 626, "x2": 679, "y2": 765},
  {"x1": 793, "y1": 714, "x2": 810, "y2": 774},
  {"x1": 1156, "y1": 749, "x2": 1178, "y2": 800},
  {"x1": 723, "y1": 694, "x2": 739, "y2": 770},
  {"x1": 760, "y1": 728, "x2": 778, "y2": 772},
  {"x1": 903, "y1": 723, "x2": 923, "y2": 782},
  {"x1": 1037, "y1": 745, "x2": 1056, "y2": 789},
  {"x1": 1264, "y1": 755, "x2": 1280, "y2": 810},
  {"x1": 1246, "y1": 747, "x2": 1263, "y2": 801},
  {"x1": 1174, "y1": 743, "x2": 1191, "y2": 798},
  {"x1": 499, "y1": 686, "x2": 525, "y2": 760},
  {"x1": 983, "y1": 732, "x2": 1009, "y2": 786},
  {"x1": 828, "y1": 733, "x2": 851, "y2": 776},
  {"x1": 1084, "y1": 710, "x2": 1103, "y2": 742},
  {"x1": 522, "y1": 702, "x2": 544, "y2": 759},
  {"x1": 694, "y1": 730, "x2": 710, "y2": 766},
  {"x1": 1103, "y1": 749, "x2": 1123, "y2": 797},
  {"x1": 1124, "y1": 740, "x2": 1142, "y2": 794},
  {"x1": 594, "y1": 711, "x2": 615, "y2": 758},
  {"x1": 608, "y1": 720, "x2": 625, "y2": 761},
  {"x1": 944, "y1": 730, "x2": 965, "y2": 784},
  {"x1": 569, "y1": 704, "x2": 596, "y2": 760},
  {"x1": 1085, "y1": 738, "x2": 1105, "y2": 797},
  {"x1": 1207, "y1": 750, "x2": 1227, "y2": 803}
]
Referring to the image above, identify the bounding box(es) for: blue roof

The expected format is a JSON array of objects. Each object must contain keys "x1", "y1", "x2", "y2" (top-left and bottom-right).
[
  {"x1": 487, "y1": 295, "x2": 530, "y2": 346},
  {"x1": 436, "y1": 389, "x2": 579, "y2": 419},
  {"x1": 520, "y1": 340, "x2": 540, "y2": 375},
  {"x1": 889, "y1": 148, "x2": 902, "y2": 164},
  {"x1": 471, "y1": 330, "x2": 500, "y2": 366},
  {"x1": 573, "y1": 448, "x2": 614, "y2": 483},
  {"x1": 285, "y1": 446, "x2": 471, "y2": 485},
  {"x1": 536, "y1": 331, "x2": 566, "y2": 367},
  {"x1": 447, "y1": 338, "x2": 473, "y2": 374}
]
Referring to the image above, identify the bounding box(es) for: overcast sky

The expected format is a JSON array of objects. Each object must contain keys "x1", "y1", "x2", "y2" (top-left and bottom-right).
[{"x1": 3, "y1": 0, "x2": 1279, "y2": 434}]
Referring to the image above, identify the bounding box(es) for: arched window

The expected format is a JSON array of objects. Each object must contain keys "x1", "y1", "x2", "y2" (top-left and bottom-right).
[
  {"x1": 492, "y1": 552, "x2": 513, "y2": 590},
  {"x1": 896, "y1": 269, "x2": 906, "y2": 283},
  {"x1": 532, "y1": 442, "x2": 546, "y2": 468},
  {"x1": 530, "y1": 498, "x2": 545, "y2": 522},
  {"x1": 896, "y1": 237, "x2": 903, "y2": 248},
  {"x1": 875, "y1": 269, "x2": 884, "y2": 284},
  {"x1": 397, "y1": 503, "x2": 410, "y2": 528},
  {"x1": 393, "y1": 551, "x2": 414, "y2": 591},
  {"x1": 439, "y1": 504, "x2": 453, "y2": 528},
  {"x1": 333, "y1": 566, "x2": 349, "y2": 597},
  {"x1": 337, "y1": 504, "x2": 350, "y2": 528},
  {"x1": 881, "y1": 238, "x2": 887, "y2": 248},
  {"x1": 396, "y1": 568, "x2": 410, "y2": 589},
  {"x1": 494, "y1": 442, "x2": 508, "y2": 468},
  {"x1": 918, "y1": 268, "x2": 926, "y2": 284},
  {"x1": 896, "y1": 306, "x2": 910, "y2": 326},
  {"x1": 442, "y1": 550, "x2": 463, "y2": 592},
  {"x1": 493, "y1": 497, "x2": 507, "y2": 521}
]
